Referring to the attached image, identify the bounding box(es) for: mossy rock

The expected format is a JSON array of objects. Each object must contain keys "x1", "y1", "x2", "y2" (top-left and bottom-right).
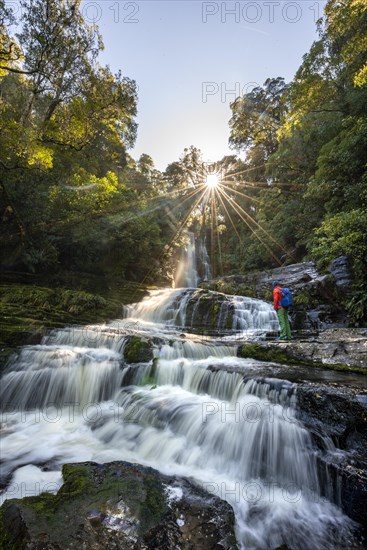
[
  {"x1": 237, "y1": 342, "x2": 367, "y2": 374},
  {"x1": 0, "y1": 461, "x2": 238, "y2": 549},
  {"x1": 0, "y1": 283, "x2": 124, "y2": 354},
  {"x1": 0, "y1": 462, "x2": 166, "y2": 549},
  {"x1": 199, "y1": 279, "x2": 258, "y2": 299},
  {"x1": 293, "y1": 292, "x2": 312, "y2": 307},
  {"x1": 124, "y1": 335, "x2": 153, "y2": 363},
  {"x1": 238, "y1": 343, "x2": 292, "y2": 364},
  {"x1": 258, "y1": 288, "x2": 273, "y2": 302},
  {"x1": 180, "y1": 290, "x2": 223, "y2": 330}
]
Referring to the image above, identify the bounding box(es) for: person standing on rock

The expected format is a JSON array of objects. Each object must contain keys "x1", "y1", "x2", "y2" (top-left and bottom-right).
[{"x1": 272, "y1": 281, "x2": 292, "y2": 340}]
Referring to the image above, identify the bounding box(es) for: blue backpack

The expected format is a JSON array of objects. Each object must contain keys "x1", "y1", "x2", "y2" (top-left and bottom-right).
[{"x1": 280, "y1": 287, "x2": 293, "y2": 308}]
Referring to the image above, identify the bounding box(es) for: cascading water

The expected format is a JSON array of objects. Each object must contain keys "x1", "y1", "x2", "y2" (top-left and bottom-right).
[
  {"x1": 123, "y1": 287, "x2": 278, "y2": 336},
  {"x1": 174, "y1": 232, "x2": 198, "y2": 288},
  {"x1": 173, "y1": 232, "x2": 213, "y2": 287},
  {"x1": 0, "y1": 287, "x2": 359, "y2": 549},
  {"x1": 198, "y1": 236, "x2": 212, "y2": 281}
]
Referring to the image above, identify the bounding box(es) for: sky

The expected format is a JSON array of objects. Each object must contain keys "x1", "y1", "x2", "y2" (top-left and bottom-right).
[{"x1": 83, "y1": 0, "x2": 326, "y2": 171}]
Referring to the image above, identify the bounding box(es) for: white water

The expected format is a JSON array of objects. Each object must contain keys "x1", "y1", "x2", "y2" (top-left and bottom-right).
[
  {"x1": 174, "y1": 232, "x2": 212, "y2": 287},
  {"x1": 123, "y1": 287, "x2": 278, "y2": 336},
  {"x1": 0, "y1": 287, "x2": 358, "y2": 549},
  {"x1": 174, "y1": 232, "x2": 198, "y2": 288},
  {"x1": 198, "y1": 236, "x2": 212, "y2": 281}
]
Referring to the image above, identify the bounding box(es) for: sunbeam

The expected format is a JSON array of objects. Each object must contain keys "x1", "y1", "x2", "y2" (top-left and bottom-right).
[
  {"x1": 219, "y1": 186, "x2": 292, "y2": 258},
  {"x1": 218, "y1": 186, "x2": 283, "y2": 266},
  {"x1": 220, "y1": 182, "x2": 261, "y2": 203}
]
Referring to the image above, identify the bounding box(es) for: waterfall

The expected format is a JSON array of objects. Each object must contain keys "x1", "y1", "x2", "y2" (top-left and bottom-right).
[
  {"x1": 174, "y1": 233, "x2": 213, "y2": 287},
  {"x1": 198, "y1": 236, "x2": 212, "y2": 281},
  {"x1": 174, "y1": 232, "x2": 198, "y2": 288},
  {"x1": 123, "y1": 287, "x2": 278, "y2": 335},
  {"x1": 0, "y1": 287, "x2": 358, "y2": 549}
]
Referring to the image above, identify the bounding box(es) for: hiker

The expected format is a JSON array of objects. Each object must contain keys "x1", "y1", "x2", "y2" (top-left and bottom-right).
[{"x1": 272, "y1": 281, "x2": 292, "y2": 340}]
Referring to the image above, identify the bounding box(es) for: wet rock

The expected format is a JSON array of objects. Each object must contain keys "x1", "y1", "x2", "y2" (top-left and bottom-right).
[
  {"x1": 201, "y1": 260, "x2": 351, "y2": 330},
  {"x1": 202, "y1": 261, "x2": 325, "y2": 297},
  {"x1": 296, "y1": 384, "x2": 367, "y2": 452},
  {"x1": 304, "y1": 306, "x2": 348, "y2": 331},
  {"x1": 296, "y1": 384, "x2": 367, "y2": 528},
  {"x1": 237, "y1": 329, "x2": 367, "y2": 372},
  {"x1": 329, "y1": 256, "x2": 352, "y2": 290},
  {"x1": 0, "y1": 461, "x2": 238, "y2": 550},
  {"x1": 183, "y1": 289, "x2": 233, "y2": 332},
  {"x1": 123, "y1": 336, "x2": 153, "y2": 363}
]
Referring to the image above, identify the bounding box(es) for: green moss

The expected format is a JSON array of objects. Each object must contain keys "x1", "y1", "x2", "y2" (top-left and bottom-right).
[
  {"x1": 0, "y1": 284, "x2": 107, "y2": 313},
  {"x1": 139, "y1": 476, "x2": 166, "y2": 533},
  {"x1": 238, "y1": 343, "x2": 367, "y2": 374},
  {"x1": 237, "y1": 284, "x2": 256, "y2": 297},
  {"x1": 0, "y1": 276, "x2": 149, "y2": 352},
  {"x1": 0, "y1": 504, "x2": 26, "y2": 550},
  {"x1": 124, "y1": 336, "x2": 153, "y2": 363},
  {"x1": 0, "y1": 463, "x2": 170, "y2": 548},
  {"x1": 238, "y1": 343, "x2": 292, "y2": 364},
  {"x1": 293, "y1": 292, "x2": 311, "y2": 306},
  {"x1": 258, "y1": 288, "x2": 273, "y2": 302},
  {"x1": 59, "y1": 464, "x2": 93, "y2": 498},
  {"x1": 0, "y1": 283, "x2": 121, "y2": 352}
]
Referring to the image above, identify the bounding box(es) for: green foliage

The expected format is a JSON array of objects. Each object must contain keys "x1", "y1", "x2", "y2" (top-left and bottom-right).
[
  {"x1": 0, "y1": 0, "x2": 181, "y2": 285},
  {"x1": 305, "y1": 117, "x2": 367, "y2": 215},
  {"x1": 293, "y1": 293, "x2": 311, "y2": 307},
  {"x1": 0, "y1": 0, "x2": 142, "y2": 278},
  {"x1": 258, "y1": 288, "x2": 273, "y2": 302},
  {"x1": 346, "y1": 285, "x2": 367, "y2": 325},
  {"x1": 310, "y1": 209, "x2": 367, "y2": 323},
  {"x1": 0, "y1": 282, "x2": 125, "y2": 358},
  {"x1": 222, "y1": 0, "x2": 367, "y2": 316},
  {"x1": 1, "y1": 284, "x2": 106, "y2": 313},
  {"x1": 229, "y1": 77, "x2": 289, "y2": 158},
  {"x1": 310, "y1": 209, "x2": 367, "y2": 274}
]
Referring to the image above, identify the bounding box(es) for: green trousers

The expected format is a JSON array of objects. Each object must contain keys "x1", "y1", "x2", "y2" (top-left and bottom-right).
[{"x1": 276, "y1": 308, "x2": 292, "y2": 339}]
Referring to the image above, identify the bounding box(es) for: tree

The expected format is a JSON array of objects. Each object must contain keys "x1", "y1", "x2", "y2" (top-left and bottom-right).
[
  {"x1": 229, "y1": 78, "x2": 289, "y2": 161},
  {"x1": 324, "y1": 0, "x2": 367, "y2": 89},
  {"x1": 0, "y1": 0, "x2": 137, "y2": 271}
]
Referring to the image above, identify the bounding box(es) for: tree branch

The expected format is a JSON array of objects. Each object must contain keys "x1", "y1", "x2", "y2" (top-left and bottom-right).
[{"x1": 0, "y1": 65, "x2": 38, "y2": 75}]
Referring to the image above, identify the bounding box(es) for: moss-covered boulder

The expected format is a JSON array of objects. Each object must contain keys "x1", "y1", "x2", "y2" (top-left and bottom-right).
[
  {"x1": 123, "y1": 336, "x2": 153, "y2": 363},
  {"x1": 176, "y1": 289, "x2": 233, "y2": 333},
  {"x1": 0, "y1": 461, "x2": 238, "y2": 550},
  {"x1": 0, "y1": 277, "x2": 148, "y2": 371}
]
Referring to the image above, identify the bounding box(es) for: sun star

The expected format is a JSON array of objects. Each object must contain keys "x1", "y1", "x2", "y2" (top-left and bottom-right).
[{"x1": 206, "y1": 173, "x2": 220, "y2": 189}]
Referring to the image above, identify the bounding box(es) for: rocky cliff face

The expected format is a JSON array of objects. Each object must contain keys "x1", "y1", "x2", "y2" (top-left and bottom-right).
[
  {"x1": 201, "y1": 259, "x2": 352, "y2": 331},
  {"x1": 296, "y1": 383, "x2": 367, "y2": 529}
]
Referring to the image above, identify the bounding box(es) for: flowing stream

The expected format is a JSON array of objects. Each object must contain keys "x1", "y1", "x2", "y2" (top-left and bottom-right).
[{"x1": 0, "y1": 285, "x2": 360, "y2": 549}]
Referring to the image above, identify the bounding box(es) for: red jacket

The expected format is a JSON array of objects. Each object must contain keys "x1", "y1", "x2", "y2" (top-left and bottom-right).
[{"x1": 273, "y1": 285, "x2": 282, "y2": 310}]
